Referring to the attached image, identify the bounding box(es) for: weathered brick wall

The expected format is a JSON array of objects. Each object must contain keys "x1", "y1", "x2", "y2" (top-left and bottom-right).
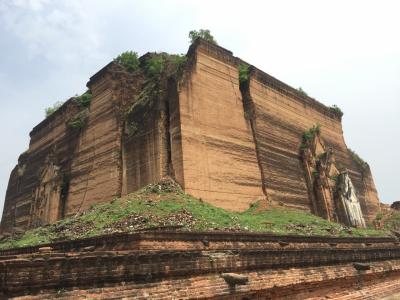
[
  {"x1": 0, "y1": 63, "x2": 130, "y2": 230},
  {"x1": 0, "y1": 39, "x2": 382, "y2": 231},
  {"x1": 249, "y1": 72, "x2": 339, "y2": 210},
  {"x1": 250, "y1": 70, "x2": 380, "y2": 220},
  {"x1": 0, "y1": 231, "x2": 396, "y2": 256},
  {"x1": 1, "y1": 232, "x2": 400, "y2": 299},
  {"x1": 176, "y1": 40, "x2": 381, "y2": 222},
  {"x1": 249, "y1": 61, "x2": 380, "y2": 222},
  {"x1": 66, "y1": 68, "x2": 122, "y2": 215},
  {"x1": 10, "y1": 268, "x2": 400, "y2": 299},
  {"x1": 176, "y1": 44, "x2": 264, "y2": 211},
  {"x1": 122, "y1": 85, "x2": 170, "y2": 193},
  {"x1": 1, "y1": 99, "x2": 82, "y2": 231}
]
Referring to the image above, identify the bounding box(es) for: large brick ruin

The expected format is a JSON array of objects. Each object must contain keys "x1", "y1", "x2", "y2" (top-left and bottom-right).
[{"x1": 0, "y1": 38, "x2": 381, "y2": 233}]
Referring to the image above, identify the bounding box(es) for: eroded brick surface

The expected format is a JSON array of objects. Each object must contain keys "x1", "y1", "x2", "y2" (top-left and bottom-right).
[
  {"x1": 0, "y1": 39, "x2": 381, "y2": 233},
  {"x1": 1, "y1": 232, "x2": 400, "y2": 299}
]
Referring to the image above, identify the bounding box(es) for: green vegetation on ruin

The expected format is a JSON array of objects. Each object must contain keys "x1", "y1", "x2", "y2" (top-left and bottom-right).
[
  {"x1": 383, "y1": 212, "x2": 400, "y2": 231},
  {"x1": 44, "y1": 91, "x2": 92, "y2": 119},
  {"x1": 297, "y1": 87, "x2": 308, "y2": 97},
  {"x1": 329, "y1": 104, "x2": 344, "y2": 117},
  {"x1": 67, "y1": 110, "x2": 87, "y2": 130},
  {"x1": 189, "y1": 29, "x2": 218, "y2": 45},
  {"x1": 300, "y1": 124, "x2": 321, "y2": 150},
  {"x1": 303, "y1": 124, "x2": 321, "y2": 141},
  {"x1": 238, "y1": 63, "x2": 250, "y2": 84},
  {"x1": 67, "y1": 91, "x2": 92, "y2": 130},
  {"x1": 145, "y1": 55, "x2": 165, "y2": 77},
  {"x1": 0, "y1": 180, "x2": 392, "y2": 250},
  {"x1": 45, "y1": 101, "x2": 64, "y2": 117},
  {"x1": 349, "y1": 148, "x2": 369, "y2": 170},
  {"x1": 114, "y1": 51, "x2": 140, "y2": 72},
  {"x1": 143, "y1": 53, "x2": 187, "y2": 79},
  {"x1": 45, "y1": 27, "x2": 207, "y2": 119},
  {"x1": 124, "y1": 52, "x2": 187, "y2": 138},
  {"x1": 75, "y1": 91, "x2": 92, "y2": 108}
]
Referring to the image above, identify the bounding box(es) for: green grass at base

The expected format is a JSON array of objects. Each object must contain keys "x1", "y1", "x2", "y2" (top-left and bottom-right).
[{"x1": 0, "y1": 187, "x2": 390, "y2": 250}]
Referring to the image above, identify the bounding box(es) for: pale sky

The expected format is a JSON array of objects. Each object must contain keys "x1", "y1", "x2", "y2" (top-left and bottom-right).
[{"x1": 0, "y1": 0, "x2": 399, "y2": 217}]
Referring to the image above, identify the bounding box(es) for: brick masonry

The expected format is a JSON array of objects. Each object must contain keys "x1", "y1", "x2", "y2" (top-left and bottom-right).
[
  {"x1": 1, "y1": 232, "x2": 400, "y2": 299},
  {"x1": 0, "y1": 39, "x2": 381, "y2": 232}
]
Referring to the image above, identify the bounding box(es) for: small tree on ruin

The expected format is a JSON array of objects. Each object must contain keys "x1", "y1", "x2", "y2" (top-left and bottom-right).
[{"x1": 189, "y1": 29, "x2": 218, "y2": 45}]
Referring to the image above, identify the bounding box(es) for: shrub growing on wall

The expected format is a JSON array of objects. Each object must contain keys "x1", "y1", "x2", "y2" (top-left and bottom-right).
[
  {"x1": 349, "y1": 148, "x2": 368, "y2": 170},
  {"x1": 300, "y1": 124, "x2": 321, "y2": 149},
  {"x1": 68, "y1": 111, "x2": 88, "y2": 130},
  {"x1": 76, "y1": 91, "x2": 92, "y2": 108},
  {"x1": 297, "y1": 87, "x2": 308, "y2": 97},
  {"x1": 45, "y1": 101, "x2": 64, "y2": 117},
  {"x1": 189, "y1": 29, "x2": 218, "y2": 45},
  {"x1": 145, "y1": 55, "x2": 165, "y2": 77},
  {"x1": 169, "y1": 54, "x2": 187, "y2": 79},
  {"x1": 144, "y1": 53, "x2": 187, "y2": 78},
  {"x1": 238, "y1": 64, "x2": 250, "y2": 84},
  {"x1": 114, "y1": 51, "x2": 140, "y2": 72},
  {"x1": 329, "y1": 104, "x2": 344, "y2": 118}
]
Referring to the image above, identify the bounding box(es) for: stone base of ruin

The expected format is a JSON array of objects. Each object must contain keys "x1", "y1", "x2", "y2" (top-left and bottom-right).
[{"x1": 1, "y1": 231, "x2": 400, "y2": 299}]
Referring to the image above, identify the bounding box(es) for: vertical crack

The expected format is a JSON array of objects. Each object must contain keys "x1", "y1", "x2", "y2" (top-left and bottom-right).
[
  {"x1": 163, "y1": 79, "x2": 174, "y2": 177},
  {"x1": 238, "y1": 65, "x2": 268, "y2": 198}
]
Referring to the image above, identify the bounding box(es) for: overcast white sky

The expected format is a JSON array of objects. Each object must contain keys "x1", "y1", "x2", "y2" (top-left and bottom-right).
[{"x1": 0, "y1": 0, "x2": 399, "y2": 217}]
